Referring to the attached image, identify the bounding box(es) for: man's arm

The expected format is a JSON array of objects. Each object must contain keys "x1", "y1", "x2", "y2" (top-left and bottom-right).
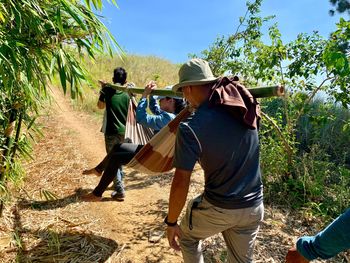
[
  {"x1": 168, "y1": 168, "x2": 191, "y2": 222},
  {"x1": 97, "y1": 100, "x2": 105, "y2": 109},
  {"x1": 166, "y1": 168, "x2": 192, "y2": 251},
  {"x1": 149, "y1": 95, "x2": 162, "y2": 115},
  {"x1": 286, "y1": 208, "x2": 350, "y2": 262},
  {"x1": 98, "y1": 81, "x2": 107, "y2": 109}
]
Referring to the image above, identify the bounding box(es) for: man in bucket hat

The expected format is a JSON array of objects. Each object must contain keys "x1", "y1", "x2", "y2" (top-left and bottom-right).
[{"x1": 164, "y1": 58, "x2": 264, "y2": 262}]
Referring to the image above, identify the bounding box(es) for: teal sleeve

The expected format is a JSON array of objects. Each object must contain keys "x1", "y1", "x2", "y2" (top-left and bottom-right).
[{"x1": 297, "y1": 208, "x2": 350, "y2": 260}]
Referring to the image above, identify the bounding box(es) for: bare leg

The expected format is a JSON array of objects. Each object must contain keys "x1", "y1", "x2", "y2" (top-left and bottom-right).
[
  {"x1": 82, "y1": 168, "x2": 102, "y2": 176},
  {"x1": 92, "y1": 143, "x2": 143, "y2": 197},
  {"x1": 81, "y1": 192, "x2": 102, "y2": 202},
  {"x1": 82, "y1": 144, "x2": 116, "y2": 177}
]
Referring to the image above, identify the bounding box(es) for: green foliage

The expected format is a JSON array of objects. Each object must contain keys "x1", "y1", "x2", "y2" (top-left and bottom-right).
[
  {"x1": 198, "y1": 1, "x2": 349, "y2": 105},
  {"x1": 323, "y1": 18, "x2": 350, "y2": 107},
  {"x1": 0, "y1": 159, "x2": 26, "y2": 205},
  {"x1": 0, "y1": 0, "x2": 119, "y2": 208},
  {"x1": 293, "y1": 145, "x2": 350, "y2": 218},
  {"x1": 262, "y1": 140, "x2": 350, "y2": 219},
  {"x1": 195, "y1": 0, "x2": 350, "y2": 217},
  {"x1": 260, "y1": 94, "x2": 350, "y2": 218},
  {"x1": 329, "y1": 0, "x2": 350, "y2": 15},
  {"x1": 296, "y1": 99, "x2": 350, "y2": 165}
]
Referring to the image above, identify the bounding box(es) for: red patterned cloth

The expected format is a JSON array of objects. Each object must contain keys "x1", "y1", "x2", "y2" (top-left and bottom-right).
[
  {"x1": 127, "y1": 107, "x2": 191, "y2": 173},
  {"x1": 209, "y1": 77, "x2": 260, "y2": 129},
  {"x1": 124, "y1": 96, "x2": 154, "y2": 145}
]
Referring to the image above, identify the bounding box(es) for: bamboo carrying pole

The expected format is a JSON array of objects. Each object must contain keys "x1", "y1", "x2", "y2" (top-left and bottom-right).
[{"x1": 106, "y1": 83, "x2": 285, "y2": 98}]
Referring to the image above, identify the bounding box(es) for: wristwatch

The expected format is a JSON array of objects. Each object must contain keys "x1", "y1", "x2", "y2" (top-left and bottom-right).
[{"x1": 164, "y1": 216, "x2": 177, "y2": 227}]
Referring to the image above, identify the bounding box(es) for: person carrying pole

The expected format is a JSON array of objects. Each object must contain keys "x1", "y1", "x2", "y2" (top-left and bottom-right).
[
  {"x1": 82, "y1": 81, "x2": 185, "y2": 202},
  {"x1": 96, "y1": 67, "x2": 129, "y2": 200},
  {"x1": 164, "y1": 58, "x2": 264, "y2": 263}
]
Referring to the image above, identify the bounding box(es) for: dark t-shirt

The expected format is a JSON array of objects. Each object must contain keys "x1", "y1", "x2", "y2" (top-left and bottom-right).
[
  {"x1": 99, "y1": 86, "x2": 129, "y2": 135},
  {"x1": 173, "y1": 101, "x2": 263, "y2": 209}
]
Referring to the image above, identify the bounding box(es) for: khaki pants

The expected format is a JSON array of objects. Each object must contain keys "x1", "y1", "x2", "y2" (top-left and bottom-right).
[{"x1": 179, "y1": 195, "x2": 264, "y2": 263}]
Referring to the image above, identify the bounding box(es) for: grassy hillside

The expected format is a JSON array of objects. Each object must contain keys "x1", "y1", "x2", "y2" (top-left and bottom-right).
[
  {"x1": 71, "y1": 54, "x2": 180, "y2": 115},
  {"x1": 84, "y1": 54, "x2": 179, "y2": 87}
]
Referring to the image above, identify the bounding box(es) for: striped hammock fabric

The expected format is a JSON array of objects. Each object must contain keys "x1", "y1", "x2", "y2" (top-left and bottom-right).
[
  {"x1": 127, "y1": 106, "x2": 192, "y2": 174},
  {"x1": 124, "y1": 96, "x2": 154, "y2": 145}
]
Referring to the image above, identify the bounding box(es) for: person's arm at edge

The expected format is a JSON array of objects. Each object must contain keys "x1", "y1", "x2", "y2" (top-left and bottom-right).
[
  {"x1": 166, "y1": 168, "x2": 192, "y2": 251},
  {"x1": 149, "y1": 95, "x2": 162, "y2": 115}
]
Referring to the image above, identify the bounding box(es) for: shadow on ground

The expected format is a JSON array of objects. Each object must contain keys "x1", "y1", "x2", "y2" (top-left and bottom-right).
[
  {"x1": 11, "y1": 203, "x2": 119, "y2": 263},
  {"x1": 125, "y1": 170, "x2": 174, "y2": 190},
  {"x1": 17, "y1": 188, "x2": 91, "y2": 210},
  {"x1": 17, "y1": 229, "x2": 118, "y2": 263}
]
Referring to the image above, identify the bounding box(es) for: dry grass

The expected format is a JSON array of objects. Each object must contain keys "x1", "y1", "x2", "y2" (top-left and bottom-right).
[
  {"x1": 0, "y1": 106, "x2": 123, "y2": 263},
  {"x1": 69, "y1": 54, "x2": 180, "y2": 117},
  {"x1": 85, "y1": 54, "x2": 179, "y2": 88}
]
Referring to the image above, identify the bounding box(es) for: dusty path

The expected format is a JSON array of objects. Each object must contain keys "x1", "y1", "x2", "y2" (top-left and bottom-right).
[
  {"x1": 11, "y1": 87, "x2": 194, "y2": 262},
  {"x1": 50, "y1": 88, "x2": 106, "y2": 167},
  {"x1": 1, "y1": 87, "x2": 347, "y2": 262},
  {"x1": 46, "y1": 88, "x2": 186, "y2": 262}
]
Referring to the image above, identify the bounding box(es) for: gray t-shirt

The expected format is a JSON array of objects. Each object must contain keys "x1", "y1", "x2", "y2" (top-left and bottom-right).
[{"x1": 173, "y1": 101, "x2": 263, "y2": 209}]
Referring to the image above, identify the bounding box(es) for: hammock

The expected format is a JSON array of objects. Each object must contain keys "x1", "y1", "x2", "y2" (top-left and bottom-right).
[
  {"x1": 113, "y1": 79, "x2": 283, "y2": 174},
  {"x1": 127, "y1": 106, "x2": 191, "y2": 174},
  {"x1": 124, "y1": 96, "x2": 154, "y2": 145}
]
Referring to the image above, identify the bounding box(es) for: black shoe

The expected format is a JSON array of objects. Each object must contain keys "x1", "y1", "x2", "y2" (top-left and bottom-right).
[{"x1": 111, "y1": 191, "x2": 125, "y2": 201}]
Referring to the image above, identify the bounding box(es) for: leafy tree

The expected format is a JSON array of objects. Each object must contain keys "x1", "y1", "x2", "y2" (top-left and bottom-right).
[
  {"x1": 0, "y1": 0, "x2": 120, "y2": 213},
  {"x1": 197, "y1": 0, "x2": 349, "y2": 163},
  {"x1": 329, "y1": 0, "x2": 350, "y2": 15},
  {"x1": 195, "y1": 0, "x2": 350, "y2": 215}
]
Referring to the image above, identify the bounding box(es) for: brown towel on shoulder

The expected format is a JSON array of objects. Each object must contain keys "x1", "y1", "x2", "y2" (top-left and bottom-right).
[{"x1": 208, "y1": 76, "x2": 260, "y2": 129}]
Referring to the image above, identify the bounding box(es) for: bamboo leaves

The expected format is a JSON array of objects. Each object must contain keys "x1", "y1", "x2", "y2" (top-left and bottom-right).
[{"x1": 0, "y1": 0, "x2": 121, "y2": 213}]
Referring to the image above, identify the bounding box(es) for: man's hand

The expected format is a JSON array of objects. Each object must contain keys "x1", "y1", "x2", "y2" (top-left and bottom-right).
[
  {"x1": 166, "y1": 225, "x2": 181, "y2": 251},
  {"x1": 142, "y1": 80, "x2": 157, "y2": 98},
  {"x1": 98, "y1": 79, "x2": 107, "y2": 88},
  {"x1": 286, "y1": 247, "x2": 309, "y2": 263},
  {"x1": 166, "y1": 168, "x2": 192, "y2": 251}
]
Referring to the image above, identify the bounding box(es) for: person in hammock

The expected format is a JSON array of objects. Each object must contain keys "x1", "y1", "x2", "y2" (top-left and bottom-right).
[{"x1": 81, "y1": 81, "x2": 185, "y2": 201}]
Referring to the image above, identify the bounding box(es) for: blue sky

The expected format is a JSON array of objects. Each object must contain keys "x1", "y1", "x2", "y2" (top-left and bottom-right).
[{"x1": 99, "y1": 0, "x2": 344, "y2": 64}]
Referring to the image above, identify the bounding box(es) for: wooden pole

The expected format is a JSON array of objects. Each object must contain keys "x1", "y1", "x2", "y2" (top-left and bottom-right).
[{"x1": 106, "y1": 83, "x2": 285, "y2": 98}]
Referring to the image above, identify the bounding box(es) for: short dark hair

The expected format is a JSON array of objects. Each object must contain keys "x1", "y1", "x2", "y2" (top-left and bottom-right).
[
  {"x1": 112, "y1": 67, "x2": 127, "y2": 85},
  {"x1": 174, "y1": 98, "x2": 186, "y2": 114}
]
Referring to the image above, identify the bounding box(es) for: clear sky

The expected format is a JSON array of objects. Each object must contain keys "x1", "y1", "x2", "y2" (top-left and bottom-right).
[{"x1": 99, "y1": 0, "x2": 345, "y2": 64}]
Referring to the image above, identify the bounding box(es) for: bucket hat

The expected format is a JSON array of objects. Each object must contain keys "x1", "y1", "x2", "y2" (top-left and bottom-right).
[
  {"x1": 172, "y1": 58, "x2": 219, "y2": 92},
  {"x1": 153, "y1": 85, "x2": 182, "y2": 100}
]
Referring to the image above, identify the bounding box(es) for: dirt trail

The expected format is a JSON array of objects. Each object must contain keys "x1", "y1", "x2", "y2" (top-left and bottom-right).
[
  {"x1": 49, "y1": 88, "x2": 185, "y2": 262},
  {"x1": 51, "y1": 88, "x2": 106, "y2": 162},
  {"x1": 1, "y1": 87, "x2": 345, "y2": 262}
]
